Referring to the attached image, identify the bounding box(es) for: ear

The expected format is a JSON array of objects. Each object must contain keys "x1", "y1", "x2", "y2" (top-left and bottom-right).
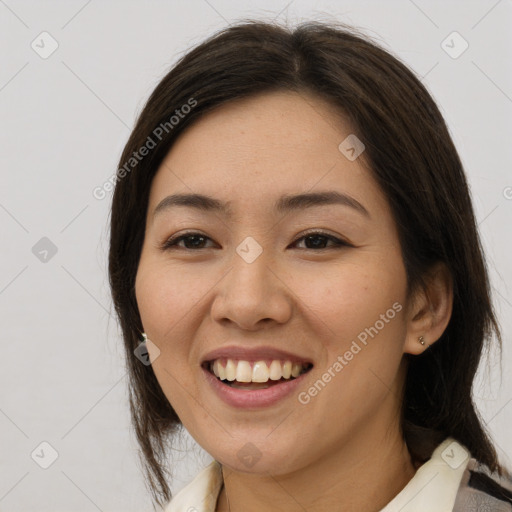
[{"x1": 404, "y1": 262, "x2": 453, "y2": 355}]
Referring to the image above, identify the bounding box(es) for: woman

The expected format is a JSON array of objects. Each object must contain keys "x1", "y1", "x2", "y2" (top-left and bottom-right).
[{"x1": 108, "y1": 20, "x2": 512, "y2": 511}]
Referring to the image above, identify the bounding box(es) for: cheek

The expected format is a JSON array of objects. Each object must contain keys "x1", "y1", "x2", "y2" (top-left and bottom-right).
[
  {"x1": 135, "y1": 262, "x2": 195, "y2": 398},
  {"x1": 292, "y1": 258, "x2": 407, "y2": 343},
  {"x1": 292, "y1": 254, "x2": 409, "y2": 409},
  {"x1": 135, "y1": 259, "x2": 220, "y2": 397},
  {"x1": 310, "y1": 263, "x2": 407, "y2": 389},
  {"x1": 135, "y1": 260, "x2": 210, "y2": 342}
]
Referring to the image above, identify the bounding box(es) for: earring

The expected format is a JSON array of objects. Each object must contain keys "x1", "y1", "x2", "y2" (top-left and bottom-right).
[
  {"x1": 141, "y1": 332, "x2": 147, "y2": 342},
  {"x1": 418, "y1": 336, "x2": 426, "y2": 346}
]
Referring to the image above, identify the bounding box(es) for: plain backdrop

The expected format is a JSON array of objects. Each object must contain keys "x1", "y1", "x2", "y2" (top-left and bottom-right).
[{"x1": 1, "y1": 1, "x2": 511, "y2": 510}]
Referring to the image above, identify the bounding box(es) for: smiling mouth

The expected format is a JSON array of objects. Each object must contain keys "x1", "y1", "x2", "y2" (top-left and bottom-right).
[{"x1": 202, "y1": 358, "x2": 313, "y2": 390}]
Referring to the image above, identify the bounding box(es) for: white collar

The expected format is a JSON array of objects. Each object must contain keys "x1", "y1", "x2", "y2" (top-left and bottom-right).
[
  {"x1": 165, "y1": 437, "x2": 470, "y2": 512},
  {"x1": 380, "y1": 437, "x2": 470, "y2": 511}
]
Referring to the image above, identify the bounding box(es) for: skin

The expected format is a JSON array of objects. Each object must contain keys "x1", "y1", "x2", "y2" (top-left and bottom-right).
[{"x1": 135, "y1": 90, "x2": 453, "y2": 512}]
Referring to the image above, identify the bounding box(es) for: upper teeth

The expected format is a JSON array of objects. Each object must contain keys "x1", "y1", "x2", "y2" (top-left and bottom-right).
[{"x1": 210, "y1": 359, "x2": 309, "y2": 383}]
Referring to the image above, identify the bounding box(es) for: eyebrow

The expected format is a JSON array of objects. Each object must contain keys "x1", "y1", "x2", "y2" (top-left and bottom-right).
[{"x1": 152, "y1": 190, "x2": 370, "y2": 220}]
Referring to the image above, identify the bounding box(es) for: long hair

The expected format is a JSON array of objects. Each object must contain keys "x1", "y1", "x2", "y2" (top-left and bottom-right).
[{"x1": 108, "y1": 20, "x2": 504, "y2": 509}]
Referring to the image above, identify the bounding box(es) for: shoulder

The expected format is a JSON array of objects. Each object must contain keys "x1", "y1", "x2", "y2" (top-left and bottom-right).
[
  {"x1": 381, "y1": 436, "x2": 511, "y2": 512},
  {"x1": 404, "y1": 425, "x2": 512, "y2": 511},
  {"x1": 453, "y1": 458, "x2": 512, "y2": 511}
]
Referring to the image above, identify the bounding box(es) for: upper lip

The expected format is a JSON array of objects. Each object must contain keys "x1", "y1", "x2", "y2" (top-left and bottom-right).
[{"x1": 201, "y1": 345, "x2": 313, "y2": 365}]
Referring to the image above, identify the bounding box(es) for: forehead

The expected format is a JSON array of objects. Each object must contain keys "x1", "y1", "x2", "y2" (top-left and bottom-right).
[
  {"x1": 170, "y1": 90, "x2": 351, "y2": 161},
  {"x1": 149, "y1": 90, "x2": 385, "y2": 215}
]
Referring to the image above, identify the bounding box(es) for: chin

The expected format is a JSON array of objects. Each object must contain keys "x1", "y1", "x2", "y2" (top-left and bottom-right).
[{"x1": 203, "y1": 433, "x2": 305, "y2": 475}]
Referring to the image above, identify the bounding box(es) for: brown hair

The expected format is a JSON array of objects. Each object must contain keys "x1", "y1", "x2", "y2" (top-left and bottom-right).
[{"x1": 108, "y1": 19, "x2": 504, "y2": 509}]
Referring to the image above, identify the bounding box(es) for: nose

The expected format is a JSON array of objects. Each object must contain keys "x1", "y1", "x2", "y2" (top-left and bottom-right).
[{"x1": 210, "y1": 248, "x2": 293, "y2": 331}]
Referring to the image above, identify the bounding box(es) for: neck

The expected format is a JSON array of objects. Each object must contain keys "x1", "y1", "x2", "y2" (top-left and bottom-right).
[{"x1": 216, "y1": 426, "x2": 417, "y2": 512}]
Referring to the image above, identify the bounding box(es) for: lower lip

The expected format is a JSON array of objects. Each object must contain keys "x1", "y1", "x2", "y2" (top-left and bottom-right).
[{"x1": 201, "y1": 366, "x2": 310, "y2": 408}]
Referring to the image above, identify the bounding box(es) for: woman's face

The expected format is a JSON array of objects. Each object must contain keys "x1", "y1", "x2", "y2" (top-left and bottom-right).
[{"x1": 135, "y1": 90, "x2": 413, "y2": 474}]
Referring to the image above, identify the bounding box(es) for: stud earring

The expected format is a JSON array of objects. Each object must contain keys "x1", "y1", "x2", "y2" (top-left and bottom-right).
[{"x1": 418, "y1": 336, "x2": 426, "y2": 346}]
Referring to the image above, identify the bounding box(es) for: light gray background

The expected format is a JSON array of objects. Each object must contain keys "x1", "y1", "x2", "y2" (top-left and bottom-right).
[{"x1": 1, "y1": 1, "x2": 511, "y2": 510}]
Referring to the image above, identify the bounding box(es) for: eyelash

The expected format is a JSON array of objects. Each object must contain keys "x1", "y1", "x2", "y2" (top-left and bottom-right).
[{"x1": 160, "y1": 230, "x2": 351, "y2": 251}]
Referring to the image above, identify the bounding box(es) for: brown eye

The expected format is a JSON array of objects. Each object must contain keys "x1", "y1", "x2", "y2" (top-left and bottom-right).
[
  {"x1": 161, "y1": 231, "x2": 351, "y2": 251},
  {"x1": 161, "y1": 233, "x2": 215, "y2": 250},
  {"x1": 292, "y1": 232, "x2": 350, "y2": 250}
]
